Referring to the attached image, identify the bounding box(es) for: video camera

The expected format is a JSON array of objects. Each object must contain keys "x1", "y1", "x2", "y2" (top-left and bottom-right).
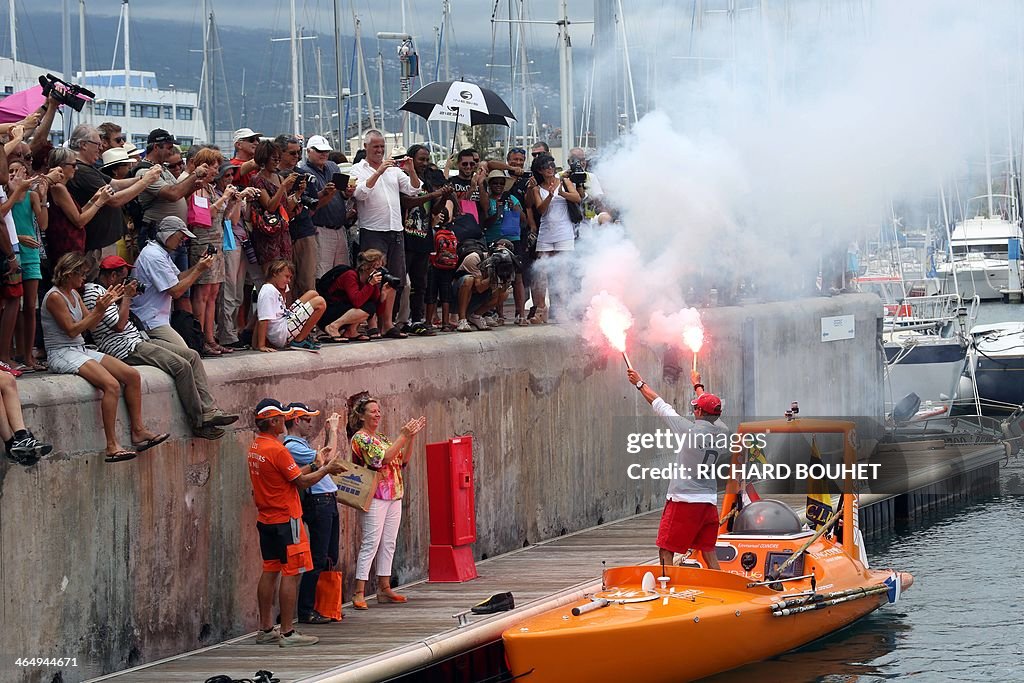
[
  {"x1": 567, "y1": 158, "x2": 587, "y2": 186},
  {"x1": 38, "y1": 73, "x2": 95, "y2": 113}
]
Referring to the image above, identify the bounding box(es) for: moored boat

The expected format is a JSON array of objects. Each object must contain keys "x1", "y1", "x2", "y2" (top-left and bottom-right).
[{"x1": 502, "y1": 418, "x2": 914, "y2": 682}]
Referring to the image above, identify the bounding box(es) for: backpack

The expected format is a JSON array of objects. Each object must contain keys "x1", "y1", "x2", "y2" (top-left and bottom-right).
[
  {"x1": 430, "y1": 228, "x2": 459, "y2": 270},
  {"x1": 457, "y1": 238, "x2": 487, "y2": 263},
  {"x1": 170, "y1": 310, "x2": 205, "y2": 354},
  {"x1": 316, "y1": 264, "x2": 355, "y2": 304},
  {"x1": 451, "y1": 212, "x2": 483, "y2": 243}
]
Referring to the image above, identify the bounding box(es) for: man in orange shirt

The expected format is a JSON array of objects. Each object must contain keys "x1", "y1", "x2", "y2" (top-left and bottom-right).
[{"x1": 248, "y1": 398, "x2": 349, "y2": 647}]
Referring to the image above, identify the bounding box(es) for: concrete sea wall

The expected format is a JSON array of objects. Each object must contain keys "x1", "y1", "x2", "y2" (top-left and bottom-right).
[{"x1": 0, "y1": 294, "x2": 882, "y2": 681}]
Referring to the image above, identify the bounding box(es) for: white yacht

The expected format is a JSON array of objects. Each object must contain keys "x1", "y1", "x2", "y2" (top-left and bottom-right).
[{"x1": 936, "y1": 194, "x2": 1024, "y2": 301}]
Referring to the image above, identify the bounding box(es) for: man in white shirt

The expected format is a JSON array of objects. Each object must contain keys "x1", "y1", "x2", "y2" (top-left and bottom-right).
[
  {"x1": 350, "y1": 129, "x2": 421, "y2": 319},
  {"x1": 131, "y1": 216, "x2": 217, "y2": 348},
  {"x1": 626, "y1": 367, "x2": 728, "y2": 570}
]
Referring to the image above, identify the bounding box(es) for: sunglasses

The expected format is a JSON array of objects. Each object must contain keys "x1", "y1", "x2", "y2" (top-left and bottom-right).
[
  {"x1": 165, "y1": 161, "x2": 184, "y2": 168},
  {"x1": 509, "y1": 147, "x2": 526, "y2": 155},
  {"x1": 531, "y1": 151, "x2": 545, "y2": 157},
  {"x1": 112, "y1": 136, "x2": 126, "y2": 143}
]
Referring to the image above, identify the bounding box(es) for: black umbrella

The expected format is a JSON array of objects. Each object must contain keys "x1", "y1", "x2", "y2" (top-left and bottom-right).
[{"x1": 400, "y1": 80, "x2": 516, "y2": 154}]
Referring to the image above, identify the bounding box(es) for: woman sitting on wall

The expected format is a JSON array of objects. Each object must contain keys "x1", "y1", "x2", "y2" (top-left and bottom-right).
[{"x1": 347, "y1": 393, "x2": 426, "y2": 609}]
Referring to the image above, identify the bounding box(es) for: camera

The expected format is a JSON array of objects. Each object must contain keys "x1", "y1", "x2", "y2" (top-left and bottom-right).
[
  {"x1": 568, "y1": 158, "x2": 587, "y2": 186},
  {"x1": 38, "y1": 73, "x2": 95, "y2": 113},
  {"x1": 374, "y1": 267, "x2": 403, "y2": 289},
  {"x1": 298, "y1": 194, "x2": 318, "y2": 210},
  {"x1": 205, "y1": 244, "x2": 218, "y2": 257},
  {"x1": 302, "y1": 173, "x2": 317, "y2": 185},
  {"x1": 125, "y1": 276, "x2": 146, "y2": 294}
]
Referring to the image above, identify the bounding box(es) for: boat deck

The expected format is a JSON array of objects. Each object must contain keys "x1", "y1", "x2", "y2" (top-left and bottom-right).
[{"x1": 90, "y1": 443, "x2": 1006, "y2": 683}]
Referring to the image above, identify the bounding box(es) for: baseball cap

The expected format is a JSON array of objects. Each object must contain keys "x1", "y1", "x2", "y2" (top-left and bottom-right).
[
  {"x1": 306, "y1": 135, "x2": 333, "y2": 152},
  {"x1": 214, "y1": 162, "x2": 237, "y2": 181},
  {"x1": 155, "y1": 216, "x2": 197, "y2": 244},
  {"x1": 286, "y1": 402, "x2": 321, "y2": 418},
  {"x1": 99, "y1": 255, "x2": 131, "y2": 271},
  {"x1": 254, "y1": 398, "x2": 296, "y2": 419},
  {"x1": 233, "y1": 127, "x2": 262, "y2": 144},
  {"x1": 100, "y1": 148, "x2": 133, "y2": 169},
  {"x1": 691, "y1": 393, "x2": 723, "y2": 416},
  {"x1": 147, "y1": 128, "x2": 176, "y2": 145}
]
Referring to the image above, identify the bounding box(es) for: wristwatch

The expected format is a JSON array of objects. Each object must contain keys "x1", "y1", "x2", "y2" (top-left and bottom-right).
[
  {"x1": 635, "y1": 380, "x2": 645, "y2": 390},
  {"x1": 308, "y1": 462, "x2": 319, "y2": 473}
]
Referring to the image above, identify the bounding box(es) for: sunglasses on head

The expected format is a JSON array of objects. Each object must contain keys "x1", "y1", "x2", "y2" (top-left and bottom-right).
[{"x1": 509, "y1": 147, "x2": 526, "y2": 155}]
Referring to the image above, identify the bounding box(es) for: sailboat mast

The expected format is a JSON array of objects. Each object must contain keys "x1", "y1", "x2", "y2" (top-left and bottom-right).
[
  {"x1": 202, "y1": 0, "x2": 211, "y2": 143},
  {"x1": 289, "y1": 0, "x2": 300, "y2": 135},
  {"x1": 8, "y1": 0, "x2": 16, "y2": 71},
  {"x1": 79, "y1": 0, "x2": 87, "y2": 122},
  {"x1": 123, "y1": 0, "x2": 131, "y2": 139},
  {"x1": 62, "y1": 0, "x2": 72, "y2": 82},
  {"x1": 557, "y1": 0, "x2": 574, "y2": 161},
  {"x1": 334, "y1": 0, "x2": 344, "y2": 146},
  {"x1": 298, "y1": 27, "x2": 306, "y2": 135}
]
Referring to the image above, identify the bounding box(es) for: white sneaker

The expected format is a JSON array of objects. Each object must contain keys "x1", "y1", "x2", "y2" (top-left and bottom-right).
[
  {"x1": 484, "y1": 314, "x2": 500, "y2": 327},
  {"x1": 280, "y1": 630, "x2": 319, "y2": 647},
  {"x1": 467, "y1": 314, "x2": 491, "y2": 331},
  {"x1": 255, "y1": 628, "x2": 280, "y2": 644},
  {"x1": 456, "y1": 319, "x2": 474, "y2": 332}
]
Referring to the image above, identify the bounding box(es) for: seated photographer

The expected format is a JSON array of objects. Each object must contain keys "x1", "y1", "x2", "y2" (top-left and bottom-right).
[
  {"x1": 254, "y1": 259, "x2": 327, "y2": 352},
  {"x1": 453, "y1": 241, "x2": 512, "y2": 332},
  {"x1": 131, "y1": 216, "x2": 218, "y2": 348},
  {"x1": 84, "y1": 255, "x2": 238, "y2": 440},
  {"x1": 319, "y1": 249, "x2": 399, "y2": 342}
]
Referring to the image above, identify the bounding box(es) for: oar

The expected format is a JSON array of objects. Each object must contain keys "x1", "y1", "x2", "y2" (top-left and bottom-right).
[{"x1": 770, "y1": 507, "x2": 843, "y2": 580}]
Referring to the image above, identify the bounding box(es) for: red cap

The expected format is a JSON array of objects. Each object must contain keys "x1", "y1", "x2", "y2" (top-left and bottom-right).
[
  {"x1": 99, "y1": 255, "x2": 131, "y2": 271},
  {"x1": 691, "y1": 393, "x2": 723, "y2": 416}
]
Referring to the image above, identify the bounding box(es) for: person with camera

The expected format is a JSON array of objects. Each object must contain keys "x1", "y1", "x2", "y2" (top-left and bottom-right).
[
  {"x1": 250, "y1": 140, "x2": 297, "y2": 267},
  {"x1": 350, "y1": 130, "x2": 422, "y2": 324},
  {"x1": 254, "y1": 259, "x2": 327, "y2": 352},
  {"x1": 298, "y1": 135, "x2": 349, "y2": 279},
  {"x1": 452, "y1": 240, "x2": 509, "y2": 332},
  {"x1": 83, "y1": 255, "x2": 237, "y2": 440},
  {"x1": 133, "y1": 129, "x2": 211, "y2": 245},
  {"x1": 626, "y1": 367, "x2": 726, "y2": 570},
  {"x1": 42, "y1": 252, "x2": 170, "y2": 462},
  {"x1": 525, "y1": 153, "x2": 581, "y2": 324},
  {"x1": 277, "y1": 135, "x2": 324, "y2": 297},
  {"x1": 247, "y1": 399, "x2": 349, "y2": 647},
  {"x1": 319, "y1": 249, "x2": 401, "y2": 342},
  {"x1": 185, "y1": 147, "x2": 231, "y2": 357},
  {"x1": 131, "y1": 216, "x2": 219, "y2": 349}
]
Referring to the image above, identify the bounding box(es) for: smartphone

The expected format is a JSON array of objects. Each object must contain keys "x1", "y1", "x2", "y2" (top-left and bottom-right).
[{"x1": 332, "y1": 172, "x2": 349, "y2": 188}]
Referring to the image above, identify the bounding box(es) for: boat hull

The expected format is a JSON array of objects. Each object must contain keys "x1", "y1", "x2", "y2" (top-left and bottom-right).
[{"x1": 503, "y1": 545, "x2": 904, "y2": 683}]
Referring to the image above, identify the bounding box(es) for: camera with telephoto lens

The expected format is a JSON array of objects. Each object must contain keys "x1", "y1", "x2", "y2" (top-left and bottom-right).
[
  {"x1": 568, "y1": 158, "x2": 587, "y2": 186},
  {"x1": 125, "y1": 276, "x2": 146, "y2": 294},
  {"x1": 374, "y1": 268, "x2": 402, "y2": 289},
  {"x1": 38, "y1": 73, "x2": 96, "y2": 113}
]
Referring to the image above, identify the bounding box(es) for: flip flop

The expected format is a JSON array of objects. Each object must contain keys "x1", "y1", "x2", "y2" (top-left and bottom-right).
[
  {"x1": 318, "y1": 334, "x2": 348, "y2": 344},
  {"x1": 132, "y1": 433, "x2": 170, "y2": 453},
  {"x1": 105, "y1": 449, "x2": 138, "y2": 463},
  {"x1": 364, "y1": 327, "x2": 380, "y2": 338},
  {"x1": 382, "y1": 327, "x2": 409, "y2": 339},
  {"x1": 344, "y1": 334, "x2": 371, "y2": 342}
]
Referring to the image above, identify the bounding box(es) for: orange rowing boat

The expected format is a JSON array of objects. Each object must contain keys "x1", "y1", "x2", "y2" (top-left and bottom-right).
[{"x1": 502, "y1": 418, "x2": 914, "y2": 682}]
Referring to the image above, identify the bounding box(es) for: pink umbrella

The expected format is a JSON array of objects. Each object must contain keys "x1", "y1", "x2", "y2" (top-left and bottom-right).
[{"x1": 0, "y1": 85, "x2": 45, "y2": 124}]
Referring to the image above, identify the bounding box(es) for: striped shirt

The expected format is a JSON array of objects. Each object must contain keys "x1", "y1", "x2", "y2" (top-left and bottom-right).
[{"x1": 82, "y1": 283, "x2": 146, "y2": 360}]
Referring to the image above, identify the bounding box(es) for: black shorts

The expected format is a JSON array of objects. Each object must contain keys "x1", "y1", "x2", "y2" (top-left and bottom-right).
[
  {"x1": 427, "y1": 267, "x2": 456, "y2": 305},
  {"x1": 257, "y1": 519, "x2": 301, "y2": 564}
]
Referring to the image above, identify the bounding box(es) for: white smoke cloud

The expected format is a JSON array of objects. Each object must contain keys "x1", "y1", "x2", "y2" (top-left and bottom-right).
[{"x1": 569, "y1": 0, "x2": 1023, "y2": 352}]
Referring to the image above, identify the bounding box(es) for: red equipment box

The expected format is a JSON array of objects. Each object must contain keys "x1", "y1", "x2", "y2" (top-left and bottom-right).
[{"x1": 426, "y1": 436, "x2": 478, "y2": 582}]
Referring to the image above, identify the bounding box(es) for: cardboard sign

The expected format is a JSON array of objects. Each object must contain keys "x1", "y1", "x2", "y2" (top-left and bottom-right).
[{"x1": 332, "y1": 463, "x2": 379, "y2": 512}]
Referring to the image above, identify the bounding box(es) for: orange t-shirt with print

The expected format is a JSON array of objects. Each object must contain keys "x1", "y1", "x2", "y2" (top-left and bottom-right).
[{"x1": 247, "y1": 433, "x2": 303, "y2": 524}]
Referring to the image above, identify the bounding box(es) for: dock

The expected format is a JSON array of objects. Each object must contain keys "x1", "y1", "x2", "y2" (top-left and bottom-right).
[{"x1": 90, "y1": 440, "x2": 1006, "y2": 683}]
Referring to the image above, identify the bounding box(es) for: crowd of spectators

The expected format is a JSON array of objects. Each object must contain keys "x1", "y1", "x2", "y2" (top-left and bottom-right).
[{"x1": 1, "y1": 95, "x2": 610, "y2": 465}]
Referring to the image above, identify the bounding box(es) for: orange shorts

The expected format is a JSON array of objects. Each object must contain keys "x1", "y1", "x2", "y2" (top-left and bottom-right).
[{"x1": 258, "y1": 519, "x2": 313, "y2": 576}]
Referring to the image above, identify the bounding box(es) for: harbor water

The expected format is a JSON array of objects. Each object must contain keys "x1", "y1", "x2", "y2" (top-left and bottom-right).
[{"x1": 705, "y1": 455, "x2": 1024, "y2": 682}]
